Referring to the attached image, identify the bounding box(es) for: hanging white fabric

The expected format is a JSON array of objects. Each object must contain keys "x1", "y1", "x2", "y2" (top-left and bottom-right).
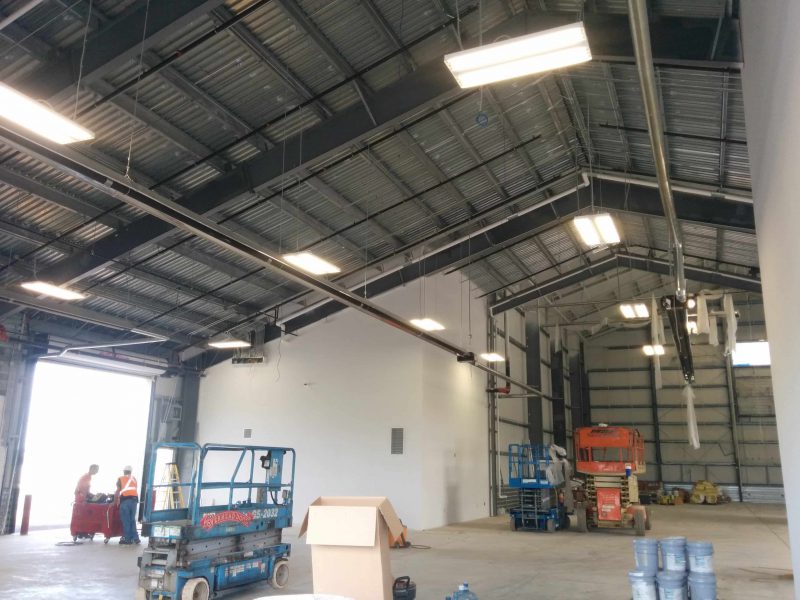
[
  {"x1": 696, "y1": 295, "x2": 710, "y2": 335},
  {"x1": 683, "y1": 384, "x2": 701, "y2": 450},
  {"x1": 724, "y1": 294, "x2": 737, "y2": 355},
  {"x1": 708, "y1": 315, "x2": 719, "y2": 346}
]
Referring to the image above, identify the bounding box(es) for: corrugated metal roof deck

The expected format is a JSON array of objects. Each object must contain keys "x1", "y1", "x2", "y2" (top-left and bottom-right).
[{"x1": 0, "y1": 0, "x2": 754, "y2": 346}]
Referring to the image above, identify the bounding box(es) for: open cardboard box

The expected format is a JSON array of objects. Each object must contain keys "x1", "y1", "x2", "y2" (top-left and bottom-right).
[{"x1": 299, "y1": 497, "x2": 404, "y2": 600}]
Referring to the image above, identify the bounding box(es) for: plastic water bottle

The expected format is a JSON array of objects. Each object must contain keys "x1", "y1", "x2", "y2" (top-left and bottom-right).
[{"x1": 457, "y1": 582, "x2": 479, "y2": 600}]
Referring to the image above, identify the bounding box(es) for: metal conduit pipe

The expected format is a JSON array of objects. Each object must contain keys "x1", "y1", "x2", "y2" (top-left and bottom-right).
[
  {"x1": 0, "y1": 123, "x2": 543, "y2": 397},
  {"x1": 628, "y1": 0, "x2": 687, "y2": 302}
]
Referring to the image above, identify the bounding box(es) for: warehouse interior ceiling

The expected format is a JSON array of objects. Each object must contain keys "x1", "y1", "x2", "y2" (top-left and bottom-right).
[{"x1": 0, "y1": 0, "x2": 751, "y2": 368}]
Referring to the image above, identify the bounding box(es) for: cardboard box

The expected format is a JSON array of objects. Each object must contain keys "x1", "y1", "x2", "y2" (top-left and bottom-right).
[{"x1": 299, "y1": 497, "x2": 404, "y2": 600}]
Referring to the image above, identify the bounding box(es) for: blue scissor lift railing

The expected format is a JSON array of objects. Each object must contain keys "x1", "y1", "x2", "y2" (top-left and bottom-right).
[{"x1": 508, "y1": 443, "x2": 555, "y2": 490}]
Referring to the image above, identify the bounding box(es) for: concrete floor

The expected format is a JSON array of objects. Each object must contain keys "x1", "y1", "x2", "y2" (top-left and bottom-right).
[{"x1": 0, "y1": 503, "x2": 792, "y2": 599}]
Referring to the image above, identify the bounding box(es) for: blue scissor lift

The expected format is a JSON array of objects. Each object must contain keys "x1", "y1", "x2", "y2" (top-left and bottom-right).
[
  {"x1": 508, "y1": 443, "x2": 569, "y2": 533},
  {"x1": 136, "y1": 443, "x2": 295, "y2": 600}
]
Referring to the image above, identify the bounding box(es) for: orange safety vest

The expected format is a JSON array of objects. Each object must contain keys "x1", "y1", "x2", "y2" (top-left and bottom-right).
[{"x1": 118, "y1": 475, "x2": 138, "y2": 497}]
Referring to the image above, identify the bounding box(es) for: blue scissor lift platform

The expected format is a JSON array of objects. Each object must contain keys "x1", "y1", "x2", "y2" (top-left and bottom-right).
[
  {"x1": 136, "y1": 443, "x2": 296, "y2": 600},
  {"x1": 508, "y1": 443, "x2": 570, "y2": 533}
]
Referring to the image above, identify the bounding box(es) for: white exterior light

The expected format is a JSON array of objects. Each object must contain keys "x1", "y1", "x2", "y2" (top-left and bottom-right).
[
  {"x1": 573, "y1": 213, "x2": 620, "y2": 247},
  {"x1": 21, "y1": 280, "x2": 86, "y2": 300},
  {"x1": 443, "y1": 22, "x2": 592, "y2": 88},
  {"x1": 0, "y1": 82, "x2": 94, "y2": 144},
  {"x1": 410, "y1": 318, "x2": 445, "y2": 331},
  {"x1": 283, "y1": 252, "x2": 340, "y2": 275},
  {"x1": 480, "y1": 352, "x2": 506, "y2": 362}
]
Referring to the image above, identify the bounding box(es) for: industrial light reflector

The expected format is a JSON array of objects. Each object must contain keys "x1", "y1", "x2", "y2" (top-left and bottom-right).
[
  {"x1": 619, "y1": 304, "x2": 636, "y2": 319},
  {"x1": 480, "y1": 352, "x2": 506, "y2": 362},
  {"x1": 410, "y1": 318, "x2": 445, "y2": 331},
  {"x1": 21, "y1": 280, "x2": 86, "y2": 300},
  {"x1": 573, "y1": 213, "x2": 620, "y2": 247},
  {"x1": 0, "y1": 82, "x2": 94, "y2": 144},
  {"x1": 283, "y1": 252, "x2": 340, "y2": 275},
  {"x1": 643, "y1": 344, "x2": 665, "y2": 356},
  {"x1": 443, "y1": 22, "x2": 592, "y2": 88},
  {"x1": 208, "y1": 339, "x2": 251, "y2": 349},
  {"x1": 633, "y1": 303, "x2": 649, "y2": 318},
  {"x1": 687, "y1": 298, "x2": 697, "y2": 309}
]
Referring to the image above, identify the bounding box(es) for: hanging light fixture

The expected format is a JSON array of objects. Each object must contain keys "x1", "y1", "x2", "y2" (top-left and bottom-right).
[
  {"x1": 443, "y1": 22, "x2": 592, "y2": 88},
  {"x1": 208, "y1": 338, "x2": 251, "y2": 349},
  {"x1": 410, "y1": 318, "x2": 445, "y2": 331},
  {"x1": 620, "y1": 303, "x2": 649, "y2": 319},
  {"x1": 573, "y1": 214, "x2": 620, "y2": 247},
  {"x1": 0, "y1": 82, "x2": 94, "y2": 144},
  {"x1": 283, "y1": 252, "x2": 340, "y2": 275},
  {"x1": 642, "y1": 344, "x2": 665, "y2": 356},
  {"x1": 480, "y1": 352, "x2": 506, "y2": 362},
  {"x1": 20, "y1": 281, "x2": 86, "y2": 300}
]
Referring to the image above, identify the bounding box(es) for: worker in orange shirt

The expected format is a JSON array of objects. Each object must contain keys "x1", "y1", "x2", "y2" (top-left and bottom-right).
[
  {"x1": 115, "y1": 465, "x2": 140, "y2": 545},
  {"x1": 74, "y1": 464, "x2": 99, "y2": 503}
]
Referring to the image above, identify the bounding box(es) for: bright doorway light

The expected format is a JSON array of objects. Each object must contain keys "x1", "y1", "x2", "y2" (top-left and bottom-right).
[
  {"x1": 732, "y1": 341, "x2": 771, "y2": 366},
  {"x1": 18, "y1": 362, "x2": 151, "y2": 527},
  {"x1": 410, "y1": 318, "x2": 445, "y2": 331},
  {"x1": 283, "y1": 252, "x2": 341, "y2": 275},
  {"x1": 443, "y1": 22, "x2": 592, "y2": 88},
  {"x1": 573, "y1": 214, "x2": 620, "y2": 247},
  {"x1": 0, "y1": 82, "x2": 95, "y2": 144},
  {"x1": 21, "y1": 280, "x2": 86, "y2": 300},
  {"x1": 480, "y1": 352, "x2": 506, "y2": 362}
]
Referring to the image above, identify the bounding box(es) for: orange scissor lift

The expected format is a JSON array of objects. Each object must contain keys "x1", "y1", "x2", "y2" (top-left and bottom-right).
[{"x1": 574, "y1": 425, "x2": 652, "y2": 536}]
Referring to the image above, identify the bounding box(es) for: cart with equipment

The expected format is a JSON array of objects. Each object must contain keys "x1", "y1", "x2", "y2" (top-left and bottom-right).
[
  {"x1": 70, "y1": 496, "x2": 123, "y2": 543},
  {"x1": 574, "y1": 425, "x2": 651, "y2": 535},
  {"x1": 507, "y1": 443, "x2": 572, "y2": 532},
  {"x1": 136, "y1": 443, "x2": 295, "y2": 600}
]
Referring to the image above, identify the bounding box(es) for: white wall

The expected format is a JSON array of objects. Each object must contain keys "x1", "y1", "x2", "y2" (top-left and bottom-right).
[
  {"x1": 196, "y1": 271, "x2": 488, "y2": 530},
  {"x1": 741, "y1": 2, "x2": 800, "y2": 592}
]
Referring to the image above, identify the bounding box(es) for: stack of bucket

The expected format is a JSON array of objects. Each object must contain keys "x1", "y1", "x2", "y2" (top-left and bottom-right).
[{"x1": 629, "y1": 536, "x2": 717, "y2": 599}]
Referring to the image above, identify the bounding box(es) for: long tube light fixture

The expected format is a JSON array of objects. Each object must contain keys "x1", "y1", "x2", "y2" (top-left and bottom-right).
[
  {"x1": 444, "y1": 22, "x2": 592, "y2": 88},
  {"x1": 208, "y1": 339, "x2": 251, "y2": 349},
  {"x1": 480, "y1": 352, "x2": 506, "y2": 362},
  {"x1": 0, "y1": 82, "x2": 94, "y2": 144},
  {"x1": 283, "y1": 252, "x2": 340, "y2": 275},
  {"x1": 21, "y1": 280, "x2": 86, "y2": 300},
  {"x1": 410, "y1": 318, "x2": 445, "y2": 331}
]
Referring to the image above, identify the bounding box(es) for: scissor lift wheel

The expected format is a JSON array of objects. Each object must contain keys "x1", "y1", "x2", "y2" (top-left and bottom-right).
[
  {"x1": 272, "y1": 560, "x2": 290, "y2": 588},
  {"x1": 182, "y1": 578, "x2": 210, "y2": 600},
  {"x1": 634, "y1": 508, "x2": 646, "y2": 537}
]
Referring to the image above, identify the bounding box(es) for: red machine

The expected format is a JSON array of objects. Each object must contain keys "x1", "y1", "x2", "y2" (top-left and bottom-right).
[
  {"x1": 574, "y1": 425, "x2": 651, "y2": 535},
  {"x1": 70, "y1": 501, "x2": 123, "y2": 543}
]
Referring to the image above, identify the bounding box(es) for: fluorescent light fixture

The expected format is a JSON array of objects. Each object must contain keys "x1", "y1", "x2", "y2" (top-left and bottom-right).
[
  {"x1": 619, "y1": 304, "x2": 636, "y2": 319},
  {"x1": 0, "y1": 82, "x2": 94, "y2": 144},
  {"x1": 573, "y1": 213, "x2": 620, "y2": 246},
  {"x1": 410, "y1": 318, "x2": 445, "y2": 331},
  {"x1": 633, "y1": 303, "x2": 649, "y2": 318},
  {"x1": 21, "y1": 280, "x2": 86, "y2": 300},
  {"x1": 732, "y1": 341, "x2": 771, "y2": 367},
  {"x1": 686, "y1": 321, "x2": 698, "y2": 335},
  {"x1": 208, "y1": 339, "x2": 251, "y2": 349},
  {"x1": 443, "y1": 22, "x2": 592, "y2": 88},
  {"x1": 643, "y1": 344, "x2": 665, "y2": 356},
  {"x1": 283, "y1": 252, "x2": 340, "y2": 275},
  {"x1": 480, "y1": 352, "x2": 506, "y2": 362}
]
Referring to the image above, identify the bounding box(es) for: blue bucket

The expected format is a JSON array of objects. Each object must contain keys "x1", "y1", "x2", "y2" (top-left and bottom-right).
[
  {"x1": 633, "y1": 538, "x2": 659, "y2": 575},
  {"x1": 688, "y1": 571, "x2": 717, "y2": 600},
  {"x1": 629, "y1": 570, "x2": 657, "y2": 600},
  {"x1": 687, "y1": 541, "x2": 715, "y2": 573},
  {"x1": 656, "y1": 570, "x2": 687, "y2": 600},
  {"x1": 659, "y1": 536, "x2": 687, "y2": 572}
]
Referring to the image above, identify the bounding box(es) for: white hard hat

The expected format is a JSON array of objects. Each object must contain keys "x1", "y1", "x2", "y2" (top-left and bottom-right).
[{"x1": 123, "y1": 465, "x2": 133, "y2": 472}]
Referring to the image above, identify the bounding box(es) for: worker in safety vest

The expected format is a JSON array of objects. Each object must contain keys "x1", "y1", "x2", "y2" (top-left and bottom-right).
[
  {"x1": 74, "y1": 464, "x2": 99, "y2": 503},
  {"x1": 115, "y1": 465, "x2": 141, "y2": 545}
]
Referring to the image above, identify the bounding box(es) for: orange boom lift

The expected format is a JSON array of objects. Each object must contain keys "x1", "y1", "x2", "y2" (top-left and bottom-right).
[{"x1": 574, "y1": 425, "x2": 651, "y2": 535}]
